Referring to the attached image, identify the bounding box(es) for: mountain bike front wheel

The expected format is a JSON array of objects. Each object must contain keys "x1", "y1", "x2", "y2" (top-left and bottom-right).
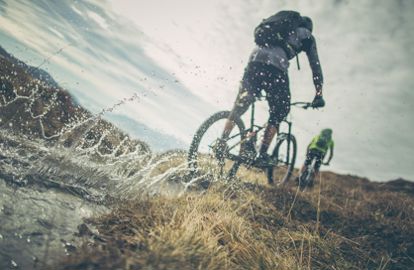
[
  {"x1": 267, "y1": 133, "x2": 297, "y2": 185},
  {"x1": 299, "y1": 160, "x2": 315, "y2": 191},
  {"x1": 188, "y1": 111, "x2": 245, "y2": 181}
]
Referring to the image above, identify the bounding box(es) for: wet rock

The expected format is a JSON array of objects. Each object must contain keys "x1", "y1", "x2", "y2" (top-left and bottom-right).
[
  {"x1": 2, "y1": 204, "x2": 13, "y2": 215},
  {"x1": 0, "y1": 180, "x2": 107, "y2": 269},
  {"x1": 76, "y1": 223, "x2": 94, "y2": 237},
  {"x1": 61, "y1": 240, "x2": 77, "y2": 253},
  {"x1": 10, "y1": 259, "x2": 18, "y2": 268},
  {"x1": 37, "y1": 218, "x2": 54, "y2": 230}
]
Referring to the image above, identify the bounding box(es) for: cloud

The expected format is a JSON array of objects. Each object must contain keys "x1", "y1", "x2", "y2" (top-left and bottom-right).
[
  {"x1": 108, "y1": 0, "x2": 414, "y2": 180},
  {"x1": 1, "y1": 0, "x2": 413, "y2": 181}
]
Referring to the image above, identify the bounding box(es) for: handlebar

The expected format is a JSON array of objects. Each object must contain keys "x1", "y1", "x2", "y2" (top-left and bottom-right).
[
  {"x1": 256, "y1": 91, "x2": 321, "y2": 109},
  {"x1": 290, "y1": 102, "x2": 312, "y2": 109}
]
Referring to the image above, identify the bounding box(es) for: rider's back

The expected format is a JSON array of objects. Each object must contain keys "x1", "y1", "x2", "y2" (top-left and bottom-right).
[
  {"x1": 249, "y1": 11, "x2": 324, "y2": 92},
  {"x1": 309, "y1": 134, "x2": 334, "y2": 154},
  {"x1": 249, "y1": 27, "x2": 315, "y2": 72}
]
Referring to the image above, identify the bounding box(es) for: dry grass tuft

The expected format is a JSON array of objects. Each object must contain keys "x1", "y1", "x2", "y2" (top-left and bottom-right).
[{"x1": 59, "y1": 161, "x2": 414, "y2": 270}]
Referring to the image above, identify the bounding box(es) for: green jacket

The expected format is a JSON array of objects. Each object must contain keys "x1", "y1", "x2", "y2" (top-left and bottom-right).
[{"x1": 308, "y1": 134, "x2": 334, "y2": 155}]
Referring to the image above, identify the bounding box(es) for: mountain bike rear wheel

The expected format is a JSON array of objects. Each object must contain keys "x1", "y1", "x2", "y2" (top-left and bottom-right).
[
  {"x1": 188, "y1": 111, "x2": 245, "y2": 181},
  {"x1": 267, "y1": 133, "x2": 297, "y2": 185}
]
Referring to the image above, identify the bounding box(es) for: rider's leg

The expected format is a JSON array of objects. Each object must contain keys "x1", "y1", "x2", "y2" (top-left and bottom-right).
[
  {"x1": 258, "y1": 75, "x2": 291, "y2": 157},
  {"x1": 221, "y1": 88, "x2": 255, "y2": 139},
  {"x1": 221, "y1": 119, "x2": 236, "y2": 139},
  {"x1": 299, "y1": 159, "x2": 308, "y2": 175},
  {"x1": 222, "y1": 62, "x2": 264, "y2": 140},
  {"x1": 258, "y1": 124, "x2": 279, "y2": 155},
  {"x1": 300, "y1": 151, "x2": 313, "y2": 177},
  {"x1": 313, "y1": 153, "x2": 323, "y2": 180}
]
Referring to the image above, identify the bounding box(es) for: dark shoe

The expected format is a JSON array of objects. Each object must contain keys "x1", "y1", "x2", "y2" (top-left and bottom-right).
[
  {"x1": 311, "y1": 95, "x2": 325, "y2": 108},
  {"x1": 240, "y1": 139, "x2": 257, "y2": 161},
  {"x1": 254, "y1": 153, "x2": 275, "y2": 167}
]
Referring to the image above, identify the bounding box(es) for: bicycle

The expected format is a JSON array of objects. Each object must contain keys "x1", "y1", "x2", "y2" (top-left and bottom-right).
[
  {"x1": 298, "y1": 158, "x2": 328, "y2": 190},
  {"x1": 187, "y1": 93, "x2": 312, "y2": 185}
]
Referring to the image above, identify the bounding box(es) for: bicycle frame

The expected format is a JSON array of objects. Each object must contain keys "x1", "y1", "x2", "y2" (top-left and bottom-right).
[
  {"x1": 224, "y1": 98, "x2": 303, "y2": 166},
  {"x1": 249, "y1": 100, "x2": 294, "y2": 134},
  {"x1": 249, "y1": 100, "x2": 294, "y2": 164},
  {"x1": 188, "y1": 96, "x2": 311, "y2": 180}
]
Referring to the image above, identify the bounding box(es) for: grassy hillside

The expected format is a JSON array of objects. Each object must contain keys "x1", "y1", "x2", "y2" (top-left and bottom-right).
[
  {"x1": 59, "y1": 159, "x2": 414, "y2": 270},
  {"x1": 0, "y1": 46, "x2": 150, "y2": 156},
  {"x1": 1, "y1": 46, "x2": 412, "y2": 269}
]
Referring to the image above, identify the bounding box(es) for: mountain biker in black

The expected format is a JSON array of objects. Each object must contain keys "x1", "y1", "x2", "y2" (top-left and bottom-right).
[
  {"x1": 216, "y1": 12, "x2": 325, "y2": 166},
  {"x1": 299, "y1": 128, "x2": 334, "y2": 181}
]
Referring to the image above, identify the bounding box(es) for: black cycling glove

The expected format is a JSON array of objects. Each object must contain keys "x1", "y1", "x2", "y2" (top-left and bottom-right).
[{"x1": 311, "y1": 95, "x2": 325, "y2": 108}]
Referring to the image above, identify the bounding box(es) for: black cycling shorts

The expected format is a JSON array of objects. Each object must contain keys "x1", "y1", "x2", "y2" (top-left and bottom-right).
[
  {"x1": 304, "y1": 149, "x2": 325, "y2": 171},
  {"x1": 230, "y1": 62, "x2": 290, "y2": 126}
]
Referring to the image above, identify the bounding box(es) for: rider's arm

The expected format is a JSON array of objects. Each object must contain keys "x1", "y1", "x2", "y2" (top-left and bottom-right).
[
  {"x1": 327, "y1": 141, "x2": 334, "y2": 163},
  {"x1": 302, "y1": 35, "x2": 324, "y2": 95}
]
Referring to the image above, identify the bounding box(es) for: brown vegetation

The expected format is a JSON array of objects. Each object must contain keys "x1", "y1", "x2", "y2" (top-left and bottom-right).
[
  {"x1": 59, "y1": 167, "x2": 414, "y2": 270},
  {"x1": 2, "y1": 46, "x2": 412, "y2": 269}
]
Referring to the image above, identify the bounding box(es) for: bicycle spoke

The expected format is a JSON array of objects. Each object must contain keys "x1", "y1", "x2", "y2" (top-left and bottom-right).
[{"x1": 188, "y1": 112, "x2": 245, "y2": 182}]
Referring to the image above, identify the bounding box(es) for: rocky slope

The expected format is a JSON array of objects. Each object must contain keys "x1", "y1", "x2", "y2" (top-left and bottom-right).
[
  {"x1": 0, "y1": 46, "x2": 150, "y2": 156},
  {"x1": 0, "y1": 46, "x2": 153, "y2": 269}
]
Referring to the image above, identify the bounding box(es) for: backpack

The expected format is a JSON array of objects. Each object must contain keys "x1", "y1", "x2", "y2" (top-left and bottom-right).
[{"x1": 254, "y1": 11, "x2": 303, "y2": 49}]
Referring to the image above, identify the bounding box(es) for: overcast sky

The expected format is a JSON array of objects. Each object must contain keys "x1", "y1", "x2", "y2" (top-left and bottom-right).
[{"x1": 0, "y1": 0, "x2": 413, "y2": 181}]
